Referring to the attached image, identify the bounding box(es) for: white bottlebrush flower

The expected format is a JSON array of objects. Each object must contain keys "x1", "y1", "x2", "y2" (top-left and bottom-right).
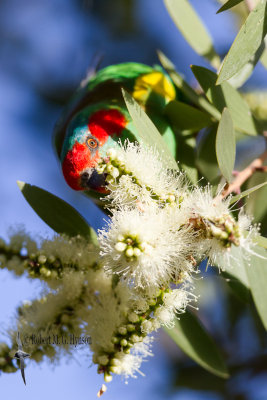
[
  {"x1": 181, "y1": 185, "x2": 232, "y2": 223},
  {"x1": 182, "y1": 186, "x2": 260, "y2": 269},
  {"x1": 7, "y1": 227, "x2": 38, "y2": 254},
  {"x1": 154, "y1": 286, "x2": 197, "y2": 328},
  {"x1": 163, "y1": 288, "x2": 193, "y2": 312},
  {"x1": 140, "y1": 319, "x2": 154, "y2": 334},
  {"x1": 98, "y1": 207, "x2": 196, "y2": 288},
  {"x1": 41, "y1": 235, "x2": 99, "y2": 270},
  {"x1": 111, "y1": 336, "x2": 154, "y2": 380},
  {"x1": 101, "y1": 141, "x2": 186, "y2": 208},
  {"x1": 82, "y1": 274, "x2": 130, "y2": 355}
]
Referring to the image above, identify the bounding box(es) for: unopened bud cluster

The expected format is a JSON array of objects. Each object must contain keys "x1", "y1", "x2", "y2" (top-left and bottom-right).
[
  {"x1": 115, "y1": 233, "x2": 150, "y2": 260},
  {"x1": 190, "y1": 214, "x2": 241, "y2": 247},
  {"x1": 0, "y1": 237, "x2": 63, "y2": 279},
  {"x1": 96, "y1": 148, "x2": 125, "y2": 184},
  {"x1": 94, "y1": 288, "x2": 167, "y2": 380}
]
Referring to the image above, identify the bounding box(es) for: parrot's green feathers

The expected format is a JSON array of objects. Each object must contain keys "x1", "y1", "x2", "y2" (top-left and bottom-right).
[{"x1": 86, "y1": 62, "x2": 153, "y2": 92}]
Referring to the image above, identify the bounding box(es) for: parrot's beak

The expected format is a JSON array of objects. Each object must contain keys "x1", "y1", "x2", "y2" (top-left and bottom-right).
[{"x1": 81, "y1": 169, "x2": 107, "y2": 192}]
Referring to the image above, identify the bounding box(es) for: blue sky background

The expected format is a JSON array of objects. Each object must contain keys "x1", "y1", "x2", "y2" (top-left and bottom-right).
[{"x1": 1, "y1": 0, "x2": 267, "y2": 399}]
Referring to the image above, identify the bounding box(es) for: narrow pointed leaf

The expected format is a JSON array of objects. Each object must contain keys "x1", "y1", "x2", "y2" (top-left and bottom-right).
[
  {"x1": 260, "y1": 46, "x2": 267, "y2": 69},
  {"x1": 165, "y1": 311, "x2": 229, "y2": 378},
  {"x1": 217, "y1": 246, "x2": 245, "y2": 283},
  {"x1": 217, "y1": 0, "x2": 267, "y2": 84},
  {"x1": 229, "y1": 181, "x2": 267, "y2": 204},
  {"x1": 245, "y1": 246, "x2": 267, "y2": 330},
  {"x1": 191, "y1": 65, "x2": 259, "y2": 135},
  {"x1": 164, "y1": 0, "x2": 220, "y2": 68},
  {"x1": 253, "y1": 235, "x2": 267, "y2": 250},
  {"x1": 122, "y1": 88, "x2": 178, "y2": 170},
  {"x1": 228, "y1": 42, "x2": 265, "y2": 88},
  {"x1": 178, "y1": 136, "x2": 198, "y2": 184},
  {"x1": 222, "y1": 246, "x2": 251, "y2": 302},
  {"x1": 17, "y1": 181, "x2": 95, "y2": 240},
  {"x1": 196, "y1": 125, "x2": 220, "y2": 183},
  {"x1": 246, "y1": 172, "x2": 267, "y2": 234},
  {"x1": 165, "y1": 100, "x2": 213, "y2": 131},
  {"x1": 216, "y1": 108, "x2": 235, "y2": 182},
  {"x1": 217, "y1": 0, "x2": 244, "y2": 14}
]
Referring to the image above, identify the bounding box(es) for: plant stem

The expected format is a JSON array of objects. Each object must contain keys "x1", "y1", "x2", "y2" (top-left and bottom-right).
[{"x1": 221, "y1": 150, "x2": 267, "y2": 199}]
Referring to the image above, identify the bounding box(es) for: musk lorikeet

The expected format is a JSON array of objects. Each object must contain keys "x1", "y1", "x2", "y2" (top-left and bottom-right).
[{"x1": 54, "y1": 62, "x2": 177, "y2": 198}]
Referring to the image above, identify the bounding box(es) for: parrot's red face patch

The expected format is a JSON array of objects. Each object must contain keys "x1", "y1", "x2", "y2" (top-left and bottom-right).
[
  {"x1": 62, "y1": 108, "x2": 127, "y2": 192},
  {"x1": 88, "y1": 109, "x2": 127, "y2": 145},
  {"x1": 62, "y1": 142, "x2": 99, "y2": 191}
]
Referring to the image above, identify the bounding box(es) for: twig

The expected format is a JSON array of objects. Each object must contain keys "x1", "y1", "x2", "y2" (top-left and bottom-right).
[{"x1": 221, "y1": 150, "x2": 267, "y2": 199}]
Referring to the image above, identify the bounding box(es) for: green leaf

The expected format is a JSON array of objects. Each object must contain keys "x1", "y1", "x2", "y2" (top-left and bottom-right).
[
  {"x1": 222, "y1": 246, "x2": 251, "y2": 302},
  {"x1": 253, "y1": 235, "x2": 267, "y2": 250},
  {"x1": 196, "y1": 125, "x2": 220, "y2": 183},
  {"x1": 245, "y1": 246, "x2": 267, "y2": 330},
  {"x1": 165, "y1": 311, "x2": 229, "y2": 378},
  {"x1": 165, "y1": 100, "x2": 213, "y2": 131},
  {"x1": 191, "y1": 65, "x2": 259, "y2": 136},
  {"x1": 175, "y1": 365, "x2": 226, "y2": 392},
  {"x1": 122, "y1": 88, "x2": 178, "y2": 171},
  {"x1": 180, "y1": 139, "x2": 198, "y2": 184},
  {"x1": 246, "y1": 172, "x2": 267, "y2": 235},
  {"x1": 216, "y1": 0, "x2": 244, "y2": 14},
  {"x1": 157, "y1": 51, "x2": 220, "y2": 119},
  {"x1": 222, "y1": 247, "x2": 249, "y2": 288},
  {"x1": 175, "y1": 132, "x2": 198, "y2": 184},
  {"x1": 17, "y1": 181, "x2": 95, "y2": 240},
  {"x1": 260, "y1": 46, "x2": 267, "y2": 69},
  {"x1": 228, "y1": 42, "x2": 265, "y2": 88},
  {"x1": 230, "y1": 181, "x2": 267, "y2": 204},
  {"x1": 164, "y1": 0, "x2": 220, "y2": 68},
  {"x1": 217, "y1": 0, "x2": 267, "y2": 84},
  {"x1": 215, "y1": 108, "x2": 235, "y2": 182}
]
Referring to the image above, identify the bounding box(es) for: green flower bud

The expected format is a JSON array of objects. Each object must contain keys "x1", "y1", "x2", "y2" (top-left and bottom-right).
[
  {"x1": 117, "y1": 326, "x2": 127, "y2": 335},
  {"x1": 126, "y1": 324, "x2": 135, "y2": 332},
  {"x1": 115, "y1": 242, "x2": 127, "y2": 252},
  {"x1": 133, "y1": 247, "x2": 141, "y2": 257},
  {"x1": 110, "y1": 358, "x2": 120, "y2": 366},
  {"x1": 50, "y1": 270, "x2": 58, "y2": 280},
  {"x1": 111, "y1": 336, "x2": 120, "y2": 344},
  {"x1": 39, "y1": 267, "x2": 47, "y2": 275},
  {"x1": 109, "y1": 365, "x2": 121, "y2": 374},
  {"x1": 129, "y1": 334, "x2": 140, "y2": 343},
  {"x1": 128, "y1": 312, "x2": 139, "y2": 323},
  {"x1": 38, "y1": 255, "x2": 47, "y2": 264},
  {"x1": 125, "y1": 247, "x2": 134, "y2": 258},
  {"x1": 104, "y1": 372, "x2": 113, "y2": 382},
  {"x1": 98, "y1": 355, "x2": 109, "y2": 366},
  {"x1": 120, "y1": 339, "x2": 128, "y2": 347}
]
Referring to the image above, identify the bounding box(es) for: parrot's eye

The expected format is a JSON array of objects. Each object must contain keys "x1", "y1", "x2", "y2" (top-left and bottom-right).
[{"x1": 87, "y1": 138, "x2": 98, "y2": 149}]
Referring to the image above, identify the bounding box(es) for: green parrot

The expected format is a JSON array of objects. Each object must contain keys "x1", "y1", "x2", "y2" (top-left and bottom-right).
[{"x1": 54, "y1": 62, "x2": 177, "y2": 198}]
